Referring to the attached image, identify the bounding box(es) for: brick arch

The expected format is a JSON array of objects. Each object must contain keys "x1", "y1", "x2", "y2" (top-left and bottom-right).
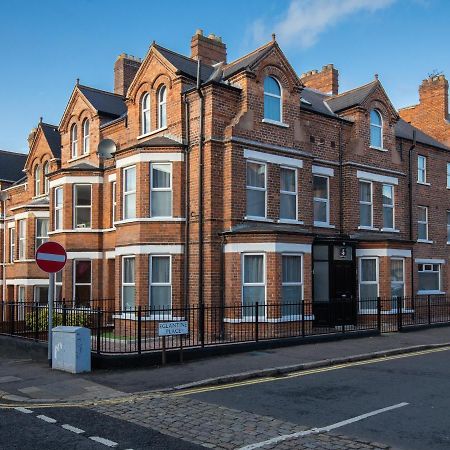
[
  {"x1": 256, "y1": 64, "x2": 295, "y2": 93},
  {"x1": 132, "y1": 81, "x2": 152, "y2": 105},
  {"x1": 150, "y1": 73, "x2": 172, "y2": 91}
]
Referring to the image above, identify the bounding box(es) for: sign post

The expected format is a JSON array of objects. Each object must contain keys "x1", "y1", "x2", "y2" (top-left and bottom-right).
[
  {"x1": 35, "y1": 242, "x2": 67, "y2": 368},
  {"x1": 158, "y1": 321, "x2": 189, "y2": 366}
]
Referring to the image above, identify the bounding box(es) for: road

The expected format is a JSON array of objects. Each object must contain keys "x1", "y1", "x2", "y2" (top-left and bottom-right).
[{"x1": 183, "y1": 347, "x2": 450, "y2": 449}]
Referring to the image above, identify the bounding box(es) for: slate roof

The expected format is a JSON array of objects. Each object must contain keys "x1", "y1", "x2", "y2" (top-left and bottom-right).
[
  {"x1": 395, "y1": 119, "x2": 449, "y2": 151},
  {"x1": 121, "y1": 136, "x2": 183, "y2": 152},
  {"x1": 300, "y1": 88, "x2": 339, "y2": 118},
  {"x1": 223, "y1": 222, "x2": 313, "y2": 236},
  {"x1": 40, "y1": 123, "x2": 61, "y2": 158},
  {"x1": 325, "y1": 81, "x2": 378, "y2": 113},
  {"x1": 0, "y1": 150, "x2": 27, "y2": 182},
  {"x1": 78, "y1": 85, "x2": 126, "y2": 118}
]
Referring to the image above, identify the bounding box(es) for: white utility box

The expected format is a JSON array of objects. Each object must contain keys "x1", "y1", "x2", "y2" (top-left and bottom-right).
[{"x1": 52, "y1": 326, "x2": 91, "y2": 373}]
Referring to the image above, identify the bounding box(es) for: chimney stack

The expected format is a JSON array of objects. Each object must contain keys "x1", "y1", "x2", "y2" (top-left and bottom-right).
[
  {"x1": 419, "y1": 74, "x2": 449, "y2": 119},
  {"x1": 114, "y1": 53, "x2": 142, "y2": 97},
  {"x1": 190, "y1": 29, "x2": 227, "y2": 65},
  {"x1": 300, "y1": 64, "x2": 339, "y2": 95}
]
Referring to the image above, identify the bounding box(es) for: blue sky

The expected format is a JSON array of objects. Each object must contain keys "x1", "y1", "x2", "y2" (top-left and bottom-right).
[{"x1": 1, "y1": 0, "x2": 449, "y2": 152}]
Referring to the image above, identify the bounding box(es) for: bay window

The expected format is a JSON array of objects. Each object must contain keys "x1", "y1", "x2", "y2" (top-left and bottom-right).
[
  {"x1": 123, "y1": 166, "x2": 136, "y2": 220},
  {"x1": 18, "y1": 220, "x2": 26, "y2": 260},
  {"x1": 73, "y1": 184, "x2": 92, "y2": 228},
  {"x1": 151, "y1": 163, "x2": 172, "y2": 217},
  {"x1": 112, "y1": 181, "x2": 116, "y2": 226},
  {"x1": 73, "y1": 260, "x2": 91, "y2": 307},
  {"x1": 391, "y1": 258, "x2": 405, "y2": 306},
  {"x1": 281, "y1": 254, "x2": 303, "y2": 317},
  {"x1": 242, "y1": 254, "x2": 265, "y2": 318},
  {"x1": 280, "y1": 167, "x2": 297, "y2": 221},
  {"x1": 246, "y1": 161, "x2": 266, "y2": 218},
  {"x1": 359, "y1": 257, "x2": 378, "y2": 312},
  {"x1": 35, "y1": 218, "x2": 49, "y2": 249},
  {"x1": 122, "y1": 256, "x2": 135, "y2": 310},
  {"x1": 54, "y1": 187, "x2": 63, "y2": 230},
  {"x1": 9, "y1": 227, "x2": 15, "y2": 263},
  {"x1": 150, "y1": 255, "x2": 171, "y2": 311}
]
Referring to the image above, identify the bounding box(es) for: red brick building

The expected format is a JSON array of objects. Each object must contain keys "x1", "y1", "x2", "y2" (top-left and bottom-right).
[{"x1": 1, "y1": 31, "x2": 449, "y2": 327}]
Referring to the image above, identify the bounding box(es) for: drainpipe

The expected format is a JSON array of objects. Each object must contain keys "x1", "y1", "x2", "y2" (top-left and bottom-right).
[
  {"x1": 196, "y1": 60, "x2": 205, "y2": 315},
  {"x1": 408, "y1": 131, "x2": 416, "y2": 297},
  {"x1": 338, "y1": 122, "x2": 344, "y2": 236},
  {"x1": 182, "y1": 94, "x2": 191, "y2": 310},
  {"x1": 0, "y1": 191, "x2": 9, "y2": 307}
]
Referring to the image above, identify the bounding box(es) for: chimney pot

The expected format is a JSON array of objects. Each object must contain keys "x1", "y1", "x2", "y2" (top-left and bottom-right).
[{"x1": 114, "y1": 53, "x2": 142, "y2": 96}]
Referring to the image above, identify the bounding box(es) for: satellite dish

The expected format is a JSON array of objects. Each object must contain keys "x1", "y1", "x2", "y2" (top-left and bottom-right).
[{"x1": 97, "y1": 139, "x2": 116, "y2": 159}]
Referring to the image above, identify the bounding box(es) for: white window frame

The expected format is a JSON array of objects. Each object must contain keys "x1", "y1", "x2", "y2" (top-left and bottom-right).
[
  {"x1": 34, "y1": 165, "x2": 41, "y2": 196},
  {"x1": 241, "y1": 253, "x2": 266, "y2": 319},
  {"x1": 73, "y1": 260, "x2": 92, "y2": 307},
  {"x1": 71, "y1": 124, "x2": 78, "y2": 158},
  {"x1": 313, "y1": 175, "x2": 330, "y2": 226},
  {"x1": 17, "y1": 286, "x2": 25, "y2": 320},
  {"x1": 112, "y1": 181, "x2": 117, "y2": 227},
  {"x1": 82, "y1": 119, "x2": 90, "y2": 155},
  {"x1": 54, "y1": 187, "x2": 63, "y2": 230},
  {"x1": 149, "y1": 255, "x2": 172, "y2": 315},
  {"x1": 73, "y1": 184, "x2": 92, "y2": 229},
  {"x1": 358, "y1": 257, "x2": 379, "y2": 313},
  {"x1": 150, "y1": 162, "x2": 173, "y2": 218},
  {"x1": 43, "y1": 161, "x2": 50, "y2": 194},
  {"x1": 281, "y1": 253, "x2": 303, "y2": 319},
  {"x1": 55, "y1": 270, "x2": 63, "y2": 302},
  {"x1": 417, "y1": 205, "x2": 429, "y2": 242},
  {"x1": 121, "y1": 256, "x2": 135, "y2": 311},
  {"x1": 417, "y1": 155, "x2": 427, "y2": 184},
  {"x1": 390, "y1": 257, "x2": 405, "y2": 300},
  {"x1": 123, "y1": 166, "x2": 137, "y2": 220},
  {"x1": 35, "y1": 218, "x2": 49, "y2": 250},
  {"x1": 370, "y1": 109, "x2": 383, "y2": 149},
  {"x1": 447, "y1": 163, "x2": 450, "y2": 189},
  {"x1": 9, "y1": 227, "x2": 15, "y2": 263},
  {"x1": 263, "y1": 76, "x2": 282, "y2": 123},
  {"x1": 141, "y1": 93, "x2": 151, "y2": 135},
  {"x1": 382, "y1": 184, "x2": 395, "y2": 231},
  {"x1": 18, "y1": 219, "x2": 26, "y2": 260},
  {"x1": 359, "y1": 180, "x2": 373, "y2": 228},
  {"x1": 280, "y1": 166, "x2": 298, "y2": 221},
  {"x1": 157, "y1": 86, "x2": 167, "y2": 129},
  {"x1": 246, "y1": 160, "x2": 267, "y2": 219},
  {"x1": 418, "y1": 263, "x2": 442, "y2": 294}
]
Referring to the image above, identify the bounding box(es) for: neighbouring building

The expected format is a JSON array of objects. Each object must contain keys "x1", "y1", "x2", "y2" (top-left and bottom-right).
[{"x1": 1, "y1": 30, "x2": 449, "y2": 331}]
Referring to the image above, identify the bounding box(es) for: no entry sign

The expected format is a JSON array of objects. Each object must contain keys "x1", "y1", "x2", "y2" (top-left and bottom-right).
[{"x1": 36, "y1": 241, "x2": 67, "y2": 273}]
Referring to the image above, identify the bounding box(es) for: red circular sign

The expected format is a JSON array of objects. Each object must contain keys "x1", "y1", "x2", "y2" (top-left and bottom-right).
[{"x1": 36, "y1": 242, "x2": 67, "y2": 273}]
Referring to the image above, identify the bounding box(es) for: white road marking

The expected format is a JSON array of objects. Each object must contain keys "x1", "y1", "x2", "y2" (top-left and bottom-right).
[
  {"x1": 238, "y1": 402, "x2": 409, "y2": 450},
  {"x1": 61, "y1": 424, "x2": 85, "y2": 434},
  {"x1": 89, "y1": 436, "x2": 118, "y2": 447},
  {"x1": 14, "y1": 407, "x2": 33, "y2": 414},
  {"x1": 37, "y1": 414, "x2": 57, "y2": 423}
]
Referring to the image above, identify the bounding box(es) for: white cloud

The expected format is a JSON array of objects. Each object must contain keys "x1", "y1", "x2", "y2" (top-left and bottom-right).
[{"x1": 251, "y1": 0, "x2": 396, "y2": 49}]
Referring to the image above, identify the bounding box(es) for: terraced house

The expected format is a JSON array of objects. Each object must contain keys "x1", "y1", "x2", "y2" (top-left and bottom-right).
[{"x1": 1, "y1": 30, "x2": 449, "y2": 331}]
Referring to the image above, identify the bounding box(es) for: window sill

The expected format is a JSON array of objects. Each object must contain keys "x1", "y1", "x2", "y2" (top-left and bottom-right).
[
  {"x1": 314, "y1": 221, "x2": 335, "y2": 229},
  {"x1": 358, "y1": 226, "x2": 379, "y2": 231},
  {"x1": 31, "y1": 194, "x2": 49, "y2": 200},
  {"x1": 223, "y1": 315, "x2": 314, "y2": 323},
  {"x1": 381, "y1": 228, "x2": 400, "y2": 233},
  {"x1": 244, "y1": 216, "x2": 275, "y2": 223},
  {"x1": 68, "y1": 153, "x2": 91, "y2": 164},
  {"x1": 137, "y1": 127, "x2": 168, "y2": 140},
  {"x1": 359, "y1": 309, "x2": 415, "y2": 315},
  {"x1": 14, "y1": 259, "x2": 35, "y2": 263},
  {"x1": 261, "y1": 118, "x2": 289, "y2": 128},
  {"x1": 417, "y1": 181, "x2": 431, "y2": 186},
  {"x1": 114, "y1": 217, "x2": 185, "y2": 225},
  {"x1": 369, "y1": 145, "x2": 388, "y2": 152},
  {"x1": 277, "y1": 219, "x2": 304, "y2": 225},
  {"x1": 112, "y1": 313, "x2": 185, "y2": 321},
  {"x1": 417, "y1": 290, "x2": 445, "y2": 296},
  {"x1": 417, "y1": 239, "x2": 434, "y2": 244}
]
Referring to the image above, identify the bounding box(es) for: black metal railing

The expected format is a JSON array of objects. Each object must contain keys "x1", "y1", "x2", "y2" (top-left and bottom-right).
[{"x1": 1, "y1": 296, "x2": 450, "y2": 355}]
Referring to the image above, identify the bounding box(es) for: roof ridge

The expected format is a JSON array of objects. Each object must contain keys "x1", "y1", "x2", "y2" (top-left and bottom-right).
[
  {"x1": 326, "y1": 79, "x2": 377, "y2": 101},
  {"x1": 40, "y1": 122, "x2": 58, "y2": 129},
  {"x1": 78, "y1": 84, "x2": 124, "y2": 99},
  {"x1": 225, "y1": 41, "x2": 273, "y2": 70},
  {"x1": 154, "y1": 43, "x2": 214, "y2": 68},
  {"x1": 0, "y1": 149, "x2": 27, "y2": 156}
]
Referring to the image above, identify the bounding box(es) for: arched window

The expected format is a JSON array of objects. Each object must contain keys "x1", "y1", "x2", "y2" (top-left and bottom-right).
[
  {"x1": 157, "y1": 86, "x2": 167, "y2": 129},
  {"x1": 370, "y1": 109, "x2": 383, "y2": 149},
  {"x1": 141, "y1": 93, "x2": 150, "y2": 135},
  {"x1": 34, "y1": 165, "x2": 41, "y2": 196},
  {"x1": 82, "y1": 119, "x2": 90, "y2": 154},
  {"x1": 43, "y1": 161, "x2": 50, "y2": 194},
  {"x1": 264, "y1": 76, "x2": 282, "y2": 122},
  {"x1": 71, "y1": 124, "x2": 78, "y2": 158}
]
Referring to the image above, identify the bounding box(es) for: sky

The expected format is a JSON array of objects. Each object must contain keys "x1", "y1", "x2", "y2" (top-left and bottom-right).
[{"x1": 0, "y1": 0, "x2": 449, "y2": 153}]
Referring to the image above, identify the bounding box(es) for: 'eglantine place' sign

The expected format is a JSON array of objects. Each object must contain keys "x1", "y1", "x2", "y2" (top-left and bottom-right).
[{"x1": 158, "y1": 321, "x2": 189, "y2": 336}]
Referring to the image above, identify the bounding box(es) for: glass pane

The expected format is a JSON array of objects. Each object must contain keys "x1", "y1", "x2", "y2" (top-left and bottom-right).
[
  {"x1": 360, "y1": 204, "x2": 371, "y2": 227},
  {"x1": 418, "y1": 222, "x2": 427, "y2": 240},
  {"x1": 37, "y1": 219, "x2": 49, "y2": 238},
  {"x1": 75, "y1": 208, "x2": 91, "y2": 228},
  {"x1": 313, "y1": 176, "x2": 328, "y2": 199},
  {"x1": 35, "y1": 287, "x2": 49, "y2": 305},
  {"x1": 282, "y1": 255, "x2": 302, "y2": 283},
  {"x1": 264, "y1": 76, "x2": 281, "y2": 96},
  {"x1": 382, "y1": 185, "x2": 393, "y2": 205},
  {"x1": 359, "y1": 182, "x2": 371, "y2": 202},
  {"x1": 383, "y1": 207, "x2": 393, "y2": 229},
  {"x1": 370, "y1": 109, "x2": 382, "y2": 126},
  {"x1": 75, "y1": 185, "x2": 91, "y2": 206},
  {"x1": 124, "y1": 193, "x2": 136, "y2": 219},
  {"x1": 247, "y1": 162, "x2": 265, "y2": 188},
  {"x1": 281, "y1": 286, "x2": 302, "y2": 316},
  {"x1": 244, "y1": 255, "x2": 263, "y2": 283},
  {"x1": 75, "y1": 285, "x2": 90, "y2": 307},
  {"x1": 246, "y1": 190, "x2": 265, "y2": 217},
  {"x1": 313, "y1": 261, "x2": 329, "y2": 302},
  {"x1": 391, "y1": 283, "x2": 404, "y2": 298},
  {"x1": 361, "y1": 259, "x2": 376, "y2": 282},
  {"x1": 314, "y1": 200, "x2": 327, "y2": 223},
  {"x1": 123, "y1": 286, "x2": 135, "y2": 310},
  {"x1": 150, "y1": 286, "x2": 171, "y2": 309},
  {"x1": 242, "y1": 286, "x2": 265, "y2": 315},
  {"x1": 152, "y1": 164, "x2": 171, "y2": 188},
  {"x1": 124, "y1": 167, "x2": 136, "y2": 191},
  {"x1": 55, "y1": 188, "x2": 63, "y2": 206},
  {"x1": 280, "y1": 168, "x2": 295, "y2": 192},
  {"x1": 75, "y1": 261, "x2": 91, "y2": 283},
  {"x1": 360, "y1": 284, "x2": 377, "y2": 300},
  {"x1": 418, "y1": 207, "x2": 427, "y2": 222},
  {"x1": 151, "y1": 191, "x2": 172, "y2": 217},
  {"x1": 280, "y1": 193, "x2": 296, "y2": 219},
  {"x1": 151, "y1": 256, "x2": 170, "y2": 283},
  {"x1": 418, "y1": 272, "x2": 439, "y2": 291},
  {"x1": 370, "y1": 125, "x2": 382, "y2": 148},
  {"x1": 123, "y1": 258, "x2": 135, "y2": 283},
  {"x1": 391, "y1": 259, "x2": 404, "y2": 282},
  {"x1": 264, "y1": 95, "x2": 281, "y2": 121}
]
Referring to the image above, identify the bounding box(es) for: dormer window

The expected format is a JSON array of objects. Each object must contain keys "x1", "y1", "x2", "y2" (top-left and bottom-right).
[
  {"x1": 264, "y1": 76, "x2": 282, "y2": 123},
  {"x1": 34, "y1": 165, "x2": 41, "y2": 196},
  {"x1": 141, "y1": 93, "x2": 150, "y2": 135},
  {"x1": 82, "y1": 119, "x2": 90, "y2": 155},
  {"x1": 43, "y1": 161, "x2": 50, "y2": 194},
  {"x1": 157, "y1": 86, "x2": 167, "y2": 129},
  {"x1": 370, "y1": 109, "x2": 383, "y2": 149},
  {"x1": 71, "y1": 124, "x2": 78, "y2": 158}
]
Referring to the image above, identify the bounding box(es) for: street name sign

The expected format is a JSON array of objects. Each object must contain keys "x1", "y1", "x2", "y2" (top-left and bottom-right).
[{"x1": 158, "y1": 321, "x2": 189, "y2": 336}]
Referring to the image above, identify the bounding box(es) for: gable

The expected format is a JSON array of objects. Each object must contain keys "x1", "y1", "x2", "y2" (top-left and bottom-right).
[{"x1": 59, "y1": 85, "x2": 98, "y2": 131}]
